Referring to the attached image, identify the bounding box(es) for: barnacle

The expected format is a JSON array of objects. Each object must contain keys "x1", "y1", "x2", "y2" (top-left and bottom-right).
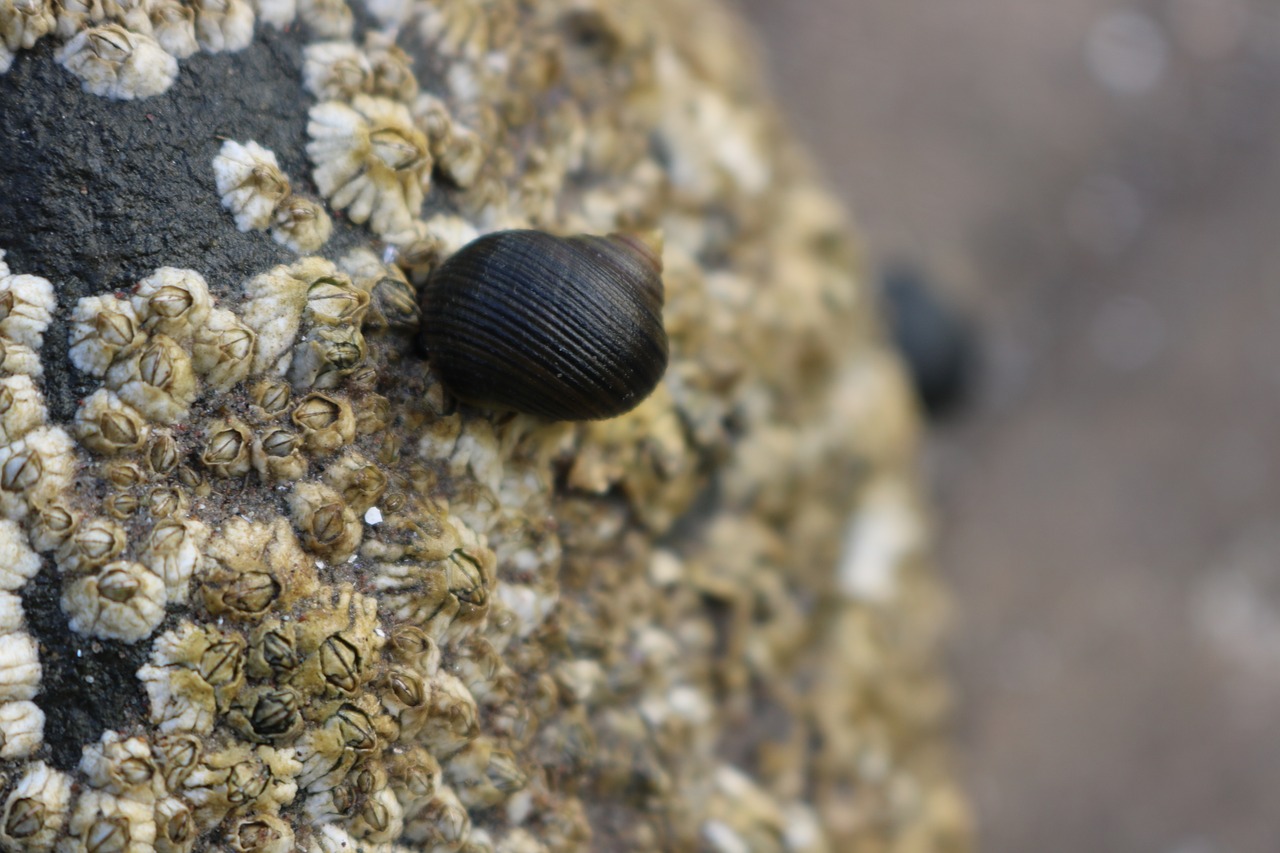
[
  {"x1": 241, "y1": 258, "x2": 352, "y2": 375},
  {"x1": 191, "y1": 0, "x2": 253, "y2": 53},
  {"x1": 0, "y1": 271, "x2": 54, "y2": 349},
  {"x1": 80, "y1": 731, "x2": 163, "y2": 800},
  {"x1": 0, "y1": 762, "x2": 72, "y2": 852},
  {"x1": 141, "y1": 517, "x2": 209, "y2": 604},
  {"x1": 56, "y1": 24, "x2": 177, "y2": 100},
  {"x1": 131, "y1": 267, "x2": 212, "y2": 343},
  {"x1": 0, "y1": 0, "x2": 55, "y2": 73},
  {"x1": 363, "y1": 32, "x2": 416, "y2": 102},
  {"x1": 307, "y1": 95, "x2": 430, "y2": 237},
  {"x1": 148, "y1": 0, "x2": 197, "y2": 58},
  {"x1": 295, "y1": 0, "x2": 349, "y2": 39},
  {"x1": 0, "y1": 701, "x2": 44, "y2": 758},
  {"x1": 201, "y1": 417, "x2": 254, "y2": 478},
  {"x1": 249, "y1": 0, "x2": 293, "y2": 28},
  {"x1": 55, "y1": 515, "x2": 126, "y2": 574},
  {"x1": 0, "y1": 520, "x2": 40, "y2": 590},
  {"x1": 214, "y1": 141, "x2": 291, "y2": 233},
  {"x1": 0, "y1": 338, "x2": 41, "y2": 378},
  {"x1": 0, "y1": 633, "x2": 40, "y2": 701},
  {"x1": 63, "y1": 560, "x2": 167, "y2": 642},
  {"x1": 192, "y1": 308, "x2": 256, "y2": 392},
  {"x1": 0, "y1": 426, "x2": 76, "y2": 520},
  {"x1": 68, "y1": 295, "x2": 144, "y2": 377},
  {"x1": 251, "y1": 427, "x2": 308, "y2": 481},
  {"x1": 74, "y1": 389, "x2": 148, "y2": 455},
  {"x1": 203, "y1": 517, "x2": 319, "y2": 616},
  {"x1": 288, "y1": 482, "x2": 361, "y2": 559},
  {"x1": 153, "y1": 796, "x2": 197, "y2": 853},
  {"x1": 64, "y1": 787, "x2": 157, "y2": 853},
  {"x1": 302, "y1": 40, "x2": 369, "y2": 100},
  {"x1": 106, "y1": 334, "x2": 199, "y2": 424},
  {"x1": 271, "y1": 197, "x2": 332, "y2": 254},
  {"x1": 291, "y1": 392, "x2": 355, "y2": 454}
]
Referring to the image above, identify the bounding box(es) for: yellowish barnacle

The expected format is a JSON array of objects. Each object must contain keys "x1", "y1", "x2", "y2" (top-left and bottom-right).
[
  {"x1": 296, "y1": 0, "x2": 350, "y2": 38},
  {"x1": 294, "y1": 695, "x2": 389, "y2": 794},
  {"x1": 141, "y1": 517, "x2": 209, "y2": 604},
  {"x1": 148, "y1": 0, "x2": 197, "y2": 59},
  {"x1": 0, "y1": 337, "x2": 42, "y2": 378},
  {"x1": 0, "y1": 0, "x2": 55, "y2": 73},
  {"x1": 0, "y1": 425, "x2": 76, "y2": 520},
  {"x1": 0, "y1": 700, "x2": 45, "y2": 758},
  {"x1": 200, "y1": 417, "x2": 254, "y2": 478},
  {"x1": 229, "y1": 813, "x2": 295, "y2": 853},
  {"x1": 0, "y1": 591, "x2": 22, "y2": 634},
  {"x1": 270, "y1": 196, "x2": 332, "y2": 254},
  {"x1": 68, "y1": 294, "x2": 144, "y2": 377},
  {"x1": 56, "y1": 23, "x2": 177, "y2": 100},
  {"x1": 80, "y1": 731, "x2": 163, "y2": 801},
  {"x1": 73, "y1": 389, "x2": 148, "y2": 455},
  {"x1": 290, "y1": 584, "x2": 382, "y2": 698},
  {"x1": 63, "y1": 560, "x2": 167, "y2": 642},
  {"x1": 227, "y1": 685, "x2": 304, "y2": 744},
  {"x1": 322, "y1": 452, "x2": 387, "y2": 515},
  {"x1": 288, "y1": 325, "x2": 363, "y2": 392},
  {"x1": 416, "y1": 0, "x2": 488, "y2": 60},
  {"x1": 55, "y1": 515, "x2": 126, "y2": 574},
  {"x1": 291, "y1": 392, "x2": 355, "y2": 454},
  {"x1": 28, "y1": 496, "x2": 78, "y2": 553},
  {"x1": 307, "y1": 95, "x2": 430, "y2": 237},
  {"x1": 251, "y1": 427, "x2": 308, "y2": 481},
  {"x1": 139, "y1": 623, "x2": 245, "y2": 734},
  {"x1": 213, "y1": 141, "x2": 291, "y2": 233},
  {"x1": 249, "y1": 379, "x2": 292, "y2": 420},
  {"x1": 287, "y1": 482, "x2": 361, "y2": 559},
  {"x1": 0, "y1": 632, "x2": 39, "y2": 701},
  {"x1": 64, "y1": 788, "x2": 157, "y2": 853},
  {"x1": 363, "y1": 31, "x2": 416, "y2": 102},
  {"x1": 153, "y1": 796, "x2": 197, "y2": 853},
  {"x1": 0, "y1": 762, "x2": 72, "y2": 852},
  {"x1": 419, "y1": 671, "x2": 479, "y2": 757},
  {"x1": 153, "y1": 734, "x2": 203, "y2": 789},
  {"x1": 203, "y1": 516, "x2": 320, "y2": 616},
  {"x1": 302, "y1": 40, "x2": 369, "y2": 101},
  {"x1": 435, "y1": 125, "x2": 486, "y2": 189},
  {"x1": 347, "y1": 785, "x2": 402, "y2": 843},
  {"x1": 241, "y1": 258, "x2": 354, "y2": 375},
  {"x1": 192, "y1": 307, "x2": 256, "y2": 392},
  {"x1": 191, "y1": 0, "x2": 253, "y2": 53},
  {"x1": 131, "y1": 267, "x2": 212, "y2": 343},
  {"x1": 385, "y1": 212, "x2": 478, "y2": 272},
  {"x1": 402, "y1": 786, "x2": 470, "y2": 848},
  {"x1": 106, "y1": 334, "x2": 198, "y2": 424},
  {"x1": 445, "y1": 738, "x2": 527, "y2": 809},
  {"x1": 146, "y1": 484, "x2": 189, "y2": 518},
  {"x1": 305, "y1": 273, "x2": 370, "y2": 327},
  {"x1": 0, "y1": 519, "x2": 40, "y2": 589}
]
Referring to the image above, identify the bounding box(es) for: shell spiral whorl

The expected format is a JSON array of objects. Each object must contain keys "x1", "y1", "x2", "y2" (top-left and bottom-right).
[{"x1": 420, "y1": 229, "x2": 669, "y2": 421}]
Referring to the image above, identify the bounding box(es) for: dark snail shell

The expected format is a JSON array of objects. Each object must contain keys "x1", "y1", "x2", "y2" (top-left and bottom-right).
[{"x1": 420, "y1": 229, "x2": 669, "y2": 421}]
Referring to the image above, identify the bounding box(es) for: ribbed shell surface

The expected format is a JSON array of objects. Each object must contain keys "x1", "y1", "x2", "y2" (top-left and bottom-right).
[{"x1": 421, "y1": 230, "x2": 669, "y2": 421}]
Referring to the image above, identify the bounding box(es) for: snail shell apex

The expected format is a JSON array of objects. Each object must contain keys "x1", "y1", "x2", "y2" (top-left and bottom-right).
[{"x1": 420, "y1": 230, "x2": 669, "y2": 421}]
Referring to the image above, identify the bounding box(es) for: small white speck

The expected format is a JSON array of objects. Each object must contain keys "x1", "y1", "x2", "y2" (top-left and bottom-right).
[
  {"x1": 375, "y1": 627, "x2": 386, "y2": 638},
  {"x1": 316, "y1": 560, "x2": 327, "y2": 569},
  {"x1": 364, "y1": 507, "x2": 384, "y2": 525},
  {"x1": 85, "y1": 675, "x2": 94, "y2": 684},
  {"x1": 347, "y1": 554, "x2": 357, "y2": 563},
  {"x1": 76, "y1": 649, "x2": 82, "y2": 658}
]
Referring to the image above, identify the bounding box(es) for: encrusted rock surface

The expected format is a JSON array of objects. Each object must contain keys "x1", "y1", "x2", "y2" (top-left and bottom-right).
[{"x1": 0, "y1": 0, "x2": 971, "y2": 850}]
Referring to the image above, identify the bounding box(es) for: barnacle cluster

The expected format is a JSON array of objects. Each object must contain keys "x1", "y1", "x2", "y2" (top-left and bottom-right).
[{"x1": 0, "y1": 0, "x2": 970, "y2": 850}]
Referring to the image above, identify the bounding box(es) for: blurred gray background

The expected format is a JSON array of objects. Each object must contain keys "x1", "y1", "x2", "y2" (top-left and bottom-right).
[{"x1": 735, "y1": 1, "x2": 1280, "y2": 850}]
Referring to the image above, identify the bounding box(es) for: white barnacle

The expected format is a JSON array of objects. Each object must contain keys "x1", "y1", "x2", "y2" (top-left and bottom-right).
[
  {"x1": 385, "y1": 212, "x2": 477, "y2": 261},
  {"x1": 137, "y1": 636, "x2": 218, "y2": 734},
  {"x1": 213, "y1": 141, "x2": 291, "y2": 233},
  {"x1": 106, "y1": 334, "x2": 199, "y2": 424},
  {"x1": 57, "y1": 24, "x2": 178, "y2": 100},
  {"x1": 435, "y1": 125, "x2": 485, "y2": 188},
  {"x1": 130, "y1": 267, "x2": 212, "y2": 343},
  {"x1": 52, "y1": 0, "x2": 102, "y2": 38},
  {"x1": 80, "y1": 730, "x2": 164, "y2": 801},
  {"x1": 0, "y1": 762, "x2": 72, "y2": 852},
  {"x1": 363, "y1": 32, "x2": 416, "y2": 102},
  {"x1": 64, "y1": 788, "x2": 157, "y2": 853},
  {"x1": 302, "y1": 40, "x2": 370, "y2": 101},
  {"x1": 307, "y1": 95, "x2": 430, "y2": 237},
  {"x1": 141, "y1": 517, "x2": 209, "y2": 605},
  {"x1": 0, "y1": 633, "x2": 40, "y2": 701},
  {"x1": 153, "y1": 796, "x2": 196, "y2": 853},
  {"x1": 68, "y1": 294, "x2": 144, "y2": 377},
  {"x1": 0, "y1": 701, "x2": 44, "y2": 758},
  {"x1": 0, "y1": 271, "x2": 54, "y2": 349},
  {"x1": 191, "y1": 0, "x2": 253, "y2": 52},
  {"x1": 148, "y1": 0, "x2": 197, "y2": 58},
  {"x1": 73, "y1": 389, "x2": 149, "y2": 456},
  {"x1": 0, "y1": 426, "x2": 75, "y2": 521},
  {"x1": 191, "y1": 308, "x2": 256, "y2": 392},
  {"x1": 0, "y1": 337, "x2": 42, "y2": 378},
  {"x1": 0, "y1": 374, "x2": 46, "y2": 445},
  {"x1": 270, "y1": 196, "x2": 332, "y2": 254},
  {"x1": 55, "y1": 516, "x2": 126, "y2": 575},
  {"x1": 296, "y1": 0, "x2": 350, "y2": 38},
  {"x1": 241, "y1": 257, "x2": 339, "y2": 376},
  {"x1": 228, "y1": 813, "x2": 295, "y2": 853},
  {"x1": 249, "y1": 0, "x2": 294, "y2": 28},
  {"x1": 63, "y1": 560, "x2": 167, "y2": 642},
  {"x1": 0, "y1": 592, "x2": 23, "y2": 635}
]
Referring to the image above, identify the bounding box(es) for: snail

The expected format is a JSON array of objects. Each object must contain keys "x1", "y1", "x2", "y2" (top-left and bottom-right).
[{"x1": 419, "y1": 229, "x2": 669, "y2": 421}]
